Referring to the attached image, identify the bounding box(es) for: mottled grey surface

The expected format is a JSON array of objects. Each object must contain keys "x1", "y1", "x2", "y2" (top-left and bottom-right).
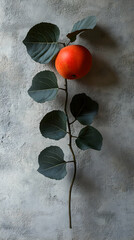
[{"x1": 0, "y1": 0, "x2": 134, "y2": 239}]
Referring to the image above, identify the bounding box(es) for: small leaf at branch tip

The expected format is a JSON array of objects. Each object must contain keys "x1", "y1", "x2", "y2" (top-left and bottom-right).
[{"x1": 67, "y1": 16, "x2": 96, "y2": 42}]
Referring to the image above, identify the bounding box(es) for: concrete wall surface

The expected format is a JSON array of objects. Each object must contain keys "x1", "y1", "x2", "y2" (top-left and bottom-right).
[{"x1": 0, "y1": 0, "x2": 134, "y2": 239}]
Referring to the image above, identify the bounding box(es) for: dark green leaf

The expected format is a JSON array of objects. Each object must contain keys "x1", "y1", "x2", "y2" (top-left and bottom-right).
[
  {"x1": 23, "y1": 22, "x2": 60, "y2": 64},
  {"x1": 38, "y1": 146, "x2": 67, "y2": 180},
  {"x1": 70, "y1": 93, "x2": 98, "y2": 125},
  {"x1": 76, "y1": 126, "x2": 103, "y2": 151},
  {"x1": 67, "y1": 16, "x2": 96, "y2": 42},
  {"x1": 28, "y1": 70, "x2": 58, "y2": 103},
  {"x1": 40, "y1": 110, "x2": 67, "y2": 140}
]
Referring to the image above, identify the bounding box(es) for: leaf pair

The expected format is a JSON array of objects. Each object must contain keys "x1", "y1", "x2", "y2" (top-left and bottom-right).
[
  {"x1": 23, "y1": 16, "x2": 96, "y2": 64},
  {"x1": 27, "y1": 71, "x2": 67, "y2": 179},
  {"x1": 70, "y1": 93, "x2": 102, "y2": 151},
  {"x1": 38, "y1": 92, "x2": 102, "y2": 151},
  {"x1": 38, "y1": 110, "x2": 67, "y2": 180}
]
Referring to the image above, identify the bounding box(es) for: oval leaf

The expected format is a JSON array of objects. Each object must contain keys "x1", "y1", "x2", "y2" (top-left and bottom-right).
[
  {"x1": 28, "y1": 70, "x2": 58, "y2": 103},
  {"x1": 76, "y1": 126, "x2": 103, "y2": 151},
  {"x1": 67, "y1": 16, "x2": 96, "y2": 42},
  {"x1": 40, "y1": 110, "x2": 67, "y2": 140},
  {"x1": 70, "y1": 93, "x2": 99, "y2": 125},
  {"x1": 38, "y1": 146, "x2": 67, "y2": 180},
  {"x1": 23, "y1": 22, "x2": 60, "y2": 63}
]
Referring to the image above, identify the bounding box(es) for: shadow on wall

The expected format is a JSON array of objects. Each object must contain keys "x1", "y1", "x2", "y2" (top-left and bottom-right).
[
  {"x1": 50, "y1": 25, "x2": 129, "y2": 231},
  {"x1": 77, "y1": 55, "x2": 119, "y2": 88},
  {"x1": 67, "y1": 26, "x2": 120, "y2": 227},
  {"x1": 72, "y1": 131, "x2": 134, "y2": 231},
  {"x1": 75, "y1": 166, "x2": 116, "y2": 224},
  {"x1": 76, "y1": 25, "x2": 119, "y2": 88},
  {"x1": 81, "y1": 25, "x2": 118, "y2": 49},
  {"x1": 73, "y1": 25, "x2": 120, "y2": 129},
  {"x1": 104, "y1": 132, "x2": 134, "y2": 191}
]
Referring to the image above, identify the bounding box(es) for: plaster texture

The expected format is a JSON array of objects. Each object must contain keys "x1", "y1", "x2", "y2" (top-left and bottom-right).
[{"x1": 0, "y1": 0, "x2": 134, "y2": 239}]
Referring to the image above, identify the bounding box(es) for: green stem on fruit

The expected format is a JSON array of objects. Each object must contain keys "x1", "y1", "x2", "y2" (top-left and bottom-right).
[{"x1": 64, "y1": 78, "x2": 77, "y2": 229}]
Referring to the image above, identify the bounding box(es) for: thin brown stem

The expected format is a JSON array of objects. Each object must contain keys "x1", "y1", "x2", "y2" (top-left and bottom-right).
[
  {"x1": 66, "y1": 40, "x2": 71, "y2": 46},
  {"x1": 64, "y1": 78, "x2": 77, "y2": 229},
  {"x1": 58, "y1": 42, "x2": 66, "y2": 46}
]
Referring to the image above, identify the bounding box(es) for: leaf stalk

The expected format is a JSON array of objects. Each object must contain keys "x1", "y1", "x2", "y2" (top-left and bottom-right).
[
  {"x1": 70, "y1": 119, "x2": 76, "y2": 125},
  {"x1": 58, "y1": 42, "x2": 66, "y2": 47},
  {"x1": 59, "y1": 87, "x2": 66, "y2": 91}
]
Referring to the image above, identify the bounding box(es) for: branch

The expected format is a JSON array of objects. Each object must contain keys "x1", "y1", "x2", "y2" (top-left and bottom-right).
[{"x1": 64, "y1": 78, "x2": 77, "y2": 229}]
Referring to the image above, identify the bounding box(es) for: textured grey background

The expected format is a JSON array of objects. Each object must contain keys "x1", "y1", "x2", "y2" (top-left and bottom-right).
[{"x1": 0, "y1": 0, "x2": 134, "y2": 239}]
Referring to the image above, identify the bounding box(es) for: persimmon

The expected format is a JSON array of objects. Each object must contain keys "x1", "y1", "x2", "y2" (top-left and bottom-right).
[{"x1": 55, "y1": 45, "x2": 92, "y2": 79}]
